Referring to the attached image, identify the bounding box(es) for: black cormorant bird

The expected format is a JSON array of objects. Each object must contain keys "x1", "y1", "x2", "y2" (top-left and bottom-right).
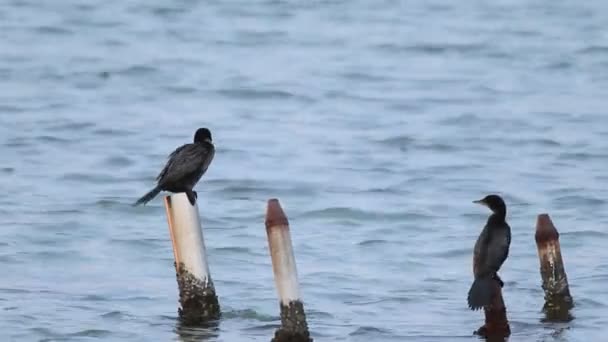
[
  {"x1": 467, "y1": 194, "x2": 511, "y2": 310},
  {"x1": 134, "y1": 127, "x2": 215, "y2": 206}
]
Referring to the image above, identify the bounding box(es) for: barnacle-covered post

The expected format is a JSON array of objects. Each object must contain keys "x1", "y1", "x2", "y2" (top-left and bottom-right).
[
  {"x1": 265, "y1": 199, "x2": 312, "y2": 342},
  {"x1": 164, "y1": 193, "x2": 220, "y2": 325},
  {"x1": 535, "y1": 214, "x2": 573, "y2": 321}
]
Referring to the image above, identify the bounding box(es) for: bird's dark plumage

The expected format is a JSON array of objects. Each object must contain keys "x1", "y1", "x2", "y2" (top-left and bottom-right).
[
  {"x1": 134, "y1": 128, "x2": 215, "y2": 206},
  {"x1": 468, "y1": 194, "x2": 511, "y2": 310}
]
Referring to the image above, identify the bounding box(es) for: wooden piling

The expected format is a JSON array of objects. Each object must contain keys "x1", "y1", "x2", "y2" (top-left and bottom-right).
[
  {"x1": 535, "y1": 214, "x2": 573, "y2": 321},
  {"x1": 265, "y1": 199, "x2": 312, "y2": 342},
  {"x1": 164, "y1": 193, "x2": 220, "y2": 325},
  {"x1": 474, "y1": 281, "x2": 510, "y2": 338}
]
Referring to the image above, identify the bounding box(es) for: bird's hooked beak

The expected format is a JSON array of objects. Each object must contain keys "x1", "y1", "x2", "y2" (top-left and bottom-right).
[{"x1": 473, "y1": 198, "x2": 488, "y2": 207}]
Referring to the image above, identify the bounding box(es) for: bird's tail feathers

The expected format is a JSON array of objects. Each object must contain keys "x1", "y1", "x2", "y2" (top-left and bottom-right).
[
  {"x1": 467, "y1": 274, "x2": 497, "y2": 310},
  {"x1": 133, "y1": 186, "x2": 161, "y2": 206}
]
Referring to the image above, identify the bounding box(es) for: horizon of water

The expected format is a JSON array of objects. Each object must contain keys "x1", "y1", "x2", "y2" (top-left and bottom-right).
[{"x1": 2, "y1": 1, "x2": 608, "y2": 341}]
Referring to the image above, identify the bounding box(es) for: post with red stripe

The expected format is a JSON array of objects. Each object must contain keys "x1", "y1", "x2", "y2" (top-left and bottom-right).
[{"x1": 265, "y1": 199, "x2": 312, "y2": 342}]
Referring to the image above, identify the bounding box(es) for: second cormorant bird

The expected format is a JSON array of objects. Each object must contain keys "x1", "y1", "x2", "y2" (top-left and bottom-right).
[
  {"x1": 134, "y1": 127, "x2": 215, "y2": 206},
  {"x1": 467, "y1": 194, "x2": 511, "y2": 310}
]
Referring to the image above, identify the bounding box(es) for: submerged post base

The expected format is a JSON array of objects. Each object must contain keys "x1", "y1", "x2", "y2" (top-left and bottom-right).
[
  {"x1": 543, "y1": 293, "x2": 574, "y2": 312},
  {"x1": 474, "y1": 309, "x2": 510, "y2": 339},
  {"x1": 542, "y1": 298, "x2": 574, "y2": 322},
  {"x1": 272, "y1": 301, "x2": 312, "y2": 342},
  {"x1": 175, "y1": 262, "x2": 221, "y2": 325},
  {"x1": 474, "y1": 282, "x2": 510, "y2": 339}
]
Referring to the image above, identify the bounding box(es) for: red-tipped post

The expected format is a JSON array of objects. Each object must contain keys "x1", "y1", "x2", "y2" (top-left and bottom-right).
[
  {"x1": 164, "y1": 193, "x2": 220, "y2": 325},
  {"x1": 474, "y1": 282, "x2": 510, "y2": 338},
  {"x1": 265, "y1": 199, "x2": 312, "y2": 342},
  {"x1": 535, "y1": 214, "x2": 573, "y2": 321}
]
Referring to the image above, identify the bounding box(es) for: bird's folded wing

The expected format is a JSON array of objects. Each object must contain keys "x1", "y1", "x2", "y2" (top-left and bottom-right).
[
  {"x1": 156, "y1": 144, "x2": 212, "y2": 183},
  {"x1": 482, "y1": 232, "x2": 510, "y2": 274}
]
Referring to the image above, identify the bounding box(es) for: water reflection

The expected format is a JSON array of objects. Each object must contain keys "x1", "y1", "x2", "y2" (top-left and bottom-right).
[
  {"x1": 175, "y1": 318, "x2": 221, "y2": 342},
  {"x1": 541, "y1": 302, "x2": 574, "y2": 323}
]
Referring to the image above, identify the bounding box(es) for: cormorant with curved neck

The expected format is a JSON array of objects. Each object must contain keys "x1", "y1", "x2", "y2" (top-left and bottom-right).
[
  {"x1": 467, "y1": 194, "x2": 511, "y2": 310},
  {"x1": 134, "y1": 127, "x2": 215, "y2": 206}
]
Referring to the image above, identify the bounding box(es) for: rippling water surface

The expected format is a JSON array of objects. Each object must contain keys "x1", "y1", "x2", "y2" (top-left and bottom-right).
[{"x1": 2, "y1": 1, "x2": 608, "y2": 341}]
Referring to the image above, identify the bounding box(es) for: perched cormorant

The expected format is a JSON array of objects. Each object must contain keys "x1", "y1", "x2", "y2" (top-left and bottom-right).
[
  {"x1": 134, "y1": 127, "x2": 215, "y2": 206},
  {"x1": 467, "y1": 194, "x2": 511, "y2": 310}
]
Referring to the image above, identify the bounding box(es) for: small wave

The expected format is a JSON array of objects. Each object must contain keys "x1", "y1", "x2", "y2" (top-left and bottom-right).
[
  {"x1": 561, "y1": 230, "x2": 608, "y2": 238},
  {"x1": 349, "y1": 326, "x2": 393, "y2": 336},
  {"x1": 415, "y1": 142, "x2": 458, "y2": 152},
  {"x1": 164, "y1": 85, "x2": 198, "y2": 94},
  {"x1": 215, "y1": 88, "x2": 309, "y2": 102},
  {"x1": 306, "y1": 207, "x2": 433, "y2": 223},
  {"x1": 242, "y1": 323, "x2": 280, "y2": 332},
  {"x1": 578, "y1": 45, "x2": 608, "y2": 55},
  {"x1": 44, "y1": 209, "x2": 82, "y2": 215},
  {"x1": 376, "y1": 135, "x2": 415, "y2": 149},
  {"x1": 376, "y1": 42, "x2": 487, "y2": 55},
  {"x1": 213, "y1": 246, "x2": 253, "y2": 254},
  {"x1": 558, "y1": 152, "x2": 608, "y2": 161},
  {"x1": 569, "y1": 298, "x2": 606, "y2": 308},
  {"x1": 100, "y1": 311, "x2": 126, "y2": 319},
  {"x1": 92, "y1": 128, "x2": 134, "y2": 136},
  {"x1": 151, "y1": 6, "x2": 187, "y2": 18},
  {"x1": 384, "y1": 101, "x2": 424, "y2": 112},
  {"x1": 28, "y1": 250, "x2": 75, "y2": 260},
  {"x1": 33, "y1": 25, "x2": 72, "y2": 35},
  {"x1": 95, "y1": 199, "x2": 123, "y2": 208},
  {"x1": 222, "y1": 308, "x2": 277, "y2": 322},
  {"x1": 425, "y1": 248, "x2": 470, "y2": 258},
  {"x1": 305, "y1": 309, "x2": 333, "y2": 320},
  {"x1": 303, "y1": 207, "x2": 403, "y2": 221},
  {"x1": 357, "y1": 239, "x2": 389, "y2": 246},
  {"x1": 80, "y1": 294, "x2": 109, "y2": 302},
  {"x1": 102, "y1": 156, "x2": 133, "y2": 167},
  {"x1": 0, "y1": 254, "x2": 21, "y2": 263},
  {"x1": 35, "y1": 135, "x2": 72, "y2": 144},
  {"x1": 439, "y1": 113, "x2": 479, "y2": 125},
  {"x1": 117, "y1": 65, "x2": 158, "y2": 76},
  {"x1": 4, "y1": 137, "x2": 29, "y2": 148},
  {"x1": 47, "y1": 121, "x2": 96, "y2": 131},
  {"x1": 339, "y1": 71, "x2": 390, "y2": 83},
  {"x1": 60, "y1": 172, "x2": 119, "y2": 184},
  {"x1": 572, "y1": 273, "x2": 608, "y2": 283},
  {"x1": 0, "y1": 105, "x2": 26, "y2": 113},
  {"x1": 359, "y1": 187, "x2": 402, "y2": 195},
  {"x1": 68, "y1": 329, "x2": 112, "y2": 338},
  {"x1": 0, "y1": 287, "x2": 30, "y2": 294},
  {"x1": 544, "y1": 60, "x2": 574, "y2": 70},
  {"x1": 553, "y1": 195, "x2": 605, "y2": 207},
  {"x1": 109, "y1": 238, "x2": 163, "y2": 249},
  {"x1": 522, "y1": 138, "x2": 561, "y2": 147},
  {"x1": 29, "y1": 327, "x2": 59, "y2": 339},
  {"x1": 219, "y1": 184, "x2": 272, "y2": 194},
  {"x1": 175, "y1": 322, "x2": 220, "y2": 338}
]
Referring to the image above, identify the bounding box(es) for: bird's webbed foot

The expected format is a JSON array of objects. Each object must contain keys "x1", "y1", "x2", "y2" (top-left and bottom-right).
[{"x1": 493, "y1": 274, "x2": 504, "y2": 288}]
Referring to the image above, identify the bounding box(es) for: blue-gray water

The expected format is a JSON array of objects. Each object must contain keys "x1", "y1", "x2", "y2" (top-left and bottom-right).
[{"x1": 2, "y1": 1, "x2": 608, "y2": 341}]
